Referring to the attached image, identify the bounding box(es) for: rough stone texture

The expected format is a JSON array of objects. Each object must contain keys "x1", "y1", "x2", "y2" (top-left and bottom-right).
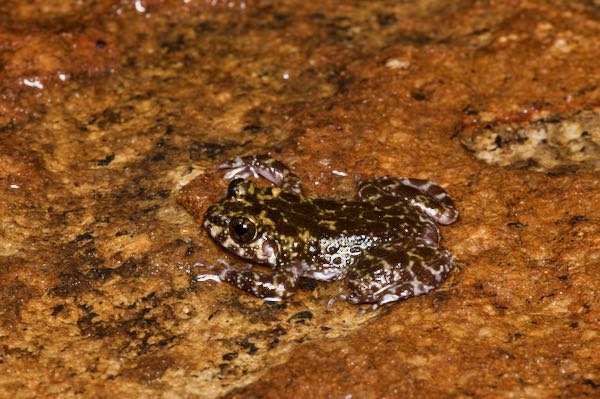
[
  {"x1": 1, "y1": 0, "x2": 600, "y2": 398},
  {"x1": 461, "y1": 108, "x2": 600, "y2": 172}
]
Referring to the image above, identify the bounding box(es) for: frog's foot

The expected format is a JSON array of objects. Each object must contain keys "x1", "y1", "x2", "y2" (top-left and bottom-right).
[
  {"x1": 194, "y1": 260, "x2": 300, "y2": 299},
  {"x1": 219, "y1": 154, "x2": 302, "y2": 194},
  {"x1": 334, "y1": 293, "x2": 378, "y2": 314},
  {"x1": 356, "y1": 177, "x2": 458, "y2": 225},
  {"x1": 194, "y1": 260, "x2": 233, "y2": 283},
  {"x1": 344, "y1": 242, "x2": 454, "y2": 305}
]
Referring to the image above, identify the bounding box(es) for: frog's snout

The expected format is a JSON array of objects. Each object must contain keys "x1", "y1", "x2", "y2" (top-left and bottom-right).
[
  {"x1": 204, "y1": 204, "x2": 216, "y2": 219},
  {"x1": 203, "y1": 205, "x2": 230, "y2": 241}
]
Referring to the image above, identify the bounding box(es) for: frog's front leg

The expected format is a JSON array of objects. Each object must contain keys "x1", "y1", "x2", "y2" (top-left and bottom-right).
[
  {"x1": 357, "y1": 177, "x2": 458, "y2": 224},
  {"x1": 197, "y1": 261, "x2": 300, "y2": 300},
  {"x1": 219, "y1": 154, "x2": 303, "y2": 194},
  {"x1": 344, "y1": 241, "x2": 454, "y2": 305}
]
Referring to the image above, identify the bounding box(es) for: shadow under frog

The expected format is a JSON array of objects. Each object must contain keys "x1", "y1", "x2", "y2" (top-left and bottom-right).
[{"x1": 197, "y1": 155, "x2": 459, "y2": 306}]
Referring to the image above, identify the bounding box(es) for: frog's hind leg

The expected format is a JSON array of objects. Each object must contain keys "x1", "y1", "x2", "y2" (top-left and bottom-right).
[
  {"x1": 219, "y1": 154, "x2": 303, "y2": 194},
  {"x1": 356, "y1": 177, "x2": 458, "y2": 224},
  {"x1": 344, "y1": 241, "x2": 454, "y2": 305}
]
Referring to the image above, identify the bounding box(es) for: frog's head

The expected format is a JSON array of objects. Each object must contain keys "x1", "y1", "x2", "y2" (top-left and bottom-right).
[{"x1": 204, "y1": 178, "x2": 283, "y2": 266}]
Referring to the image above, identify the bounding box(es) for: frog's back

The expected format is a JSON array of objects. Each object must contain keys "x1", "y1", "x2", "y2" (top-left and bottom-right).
[{"x1": 267, "y1": 191, "x2": 437, "y2": 244}]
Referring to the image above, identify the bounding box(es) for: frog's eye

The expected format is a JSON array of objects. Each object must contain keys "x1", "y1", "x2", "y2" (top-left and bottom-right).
[{"x1": 229, "y1": 217, "x2": 257, "y2": 243}]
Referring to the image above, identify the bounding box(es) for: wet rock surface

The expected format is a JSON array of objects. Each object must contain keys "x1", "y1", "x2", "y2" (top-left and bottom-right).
[{"x1": 1, "y1": 0, "x2": 600, "y2": 397}]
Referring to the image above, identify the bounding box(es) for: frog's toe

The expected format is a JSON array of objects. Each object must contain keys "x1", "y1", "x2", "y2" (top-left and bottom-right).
[
  {"x1": 194, "y1": 264, "x2": 223, "y2": 283},
  {"x1": 222, "y1": 164, "x2": 260, "y2": 180},
  {"x1": 343, "y1": 291, "x2": 365, "y2": 305},
  {"x1": 219, "y1": 156, "x2": 261, "y2": 180},
  {"x1": 344, "y1": 282, "x2": 409, "y2": 305},
  {"x1": 219, "y1": 155, "x2": 286, "y2": 184},
  {"x1": 218, "y1": 156, "x2": 246, "y2": 170},
  {"x1": 195, "y1": 273, "x2": 222, "y2": 283},
  {"x1": 193, "y1": 259, "x2": 235, "y2": 283}
]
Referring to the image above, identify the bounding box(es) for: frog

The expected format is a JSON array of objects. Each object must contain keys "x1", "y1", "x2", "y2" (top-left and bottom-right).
[{"x1": 198, "y1": 154, "x2": 459, "y2": 306}]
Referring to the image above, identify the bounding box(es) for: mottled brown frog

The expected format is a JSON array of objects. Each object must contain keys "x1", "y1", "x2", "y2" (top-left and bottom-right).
[{"x1": 198, "y1": 155, "x2": 458, "y2": 305}]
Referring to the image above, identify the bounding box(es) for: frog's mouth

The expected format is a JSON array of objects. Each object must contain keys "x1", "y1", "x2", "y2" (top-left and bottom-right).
[
  {"x1": 239, "y1": 232, "x2": 279, "y2": 266},
  {"x1": 260, "y1": 239, "x2": 278, "y2": 266}
]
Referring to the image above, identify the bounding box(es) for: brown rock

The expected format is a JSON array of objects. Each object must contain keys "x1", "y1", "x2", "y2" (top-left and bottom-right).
[{"x1": 1, "y1": 0, "x2": 599, "y2": 398}]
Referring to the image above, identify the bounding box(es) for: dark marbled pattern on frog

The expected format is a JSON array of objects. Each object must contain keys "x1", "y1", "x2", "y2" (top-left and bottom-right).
[{"x1": 201, "y1": 155, "x2": 458, "y2": 305}]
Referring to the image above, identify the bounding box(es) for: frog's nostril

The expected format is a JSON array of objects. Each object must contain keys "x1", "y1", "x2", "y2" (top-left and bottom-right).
[{"x1": 204, "y1": 205, "x2": 227, "y2": 226}]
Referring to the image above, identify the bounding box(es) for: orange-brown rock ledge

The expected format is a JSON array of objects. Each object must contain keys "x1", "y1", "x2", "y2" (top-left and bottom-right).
[{"x1": 1, "y1": 0, "x2": 599, "y2": 397}]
